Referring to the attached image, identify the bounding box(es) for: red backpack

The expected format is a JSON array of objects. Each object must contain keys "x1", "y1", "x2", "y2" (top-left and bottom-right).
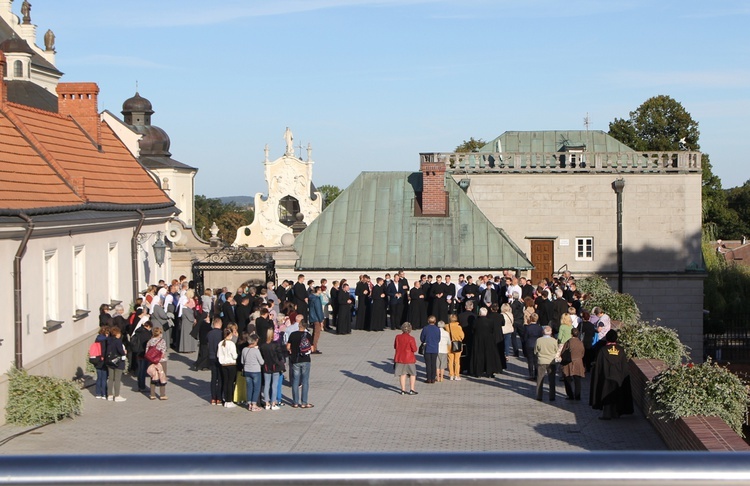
[{"x1": 88, "y1": 340, "x2": 104, "y2": 367}]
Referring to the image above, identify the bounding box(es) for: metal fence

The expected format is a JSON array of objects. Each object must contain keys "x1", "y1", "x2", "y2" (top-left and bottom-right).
[
  {"x1": 2, "y1": 452, "x2": 750, "y2": 485},
  {"x1": 704, "y1": 316, "x2": 750, "y2": 363}
]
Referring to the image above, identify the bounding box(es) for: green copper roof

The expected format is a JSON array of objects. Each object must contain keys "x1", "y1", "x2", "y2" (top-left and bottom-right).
[
  {"x1": 481, "y1": 130, "x2": 636, "y2": 153},
  {"x1": 294, "y1": 171, "x2": 533, "y2": 271}
]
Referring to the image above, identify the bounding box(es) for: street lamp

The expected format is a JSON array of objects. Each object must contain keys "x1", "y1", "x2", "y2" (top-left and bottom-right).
[{"x1": 152, "y1": 231, "x2": 167, "y2": 267}]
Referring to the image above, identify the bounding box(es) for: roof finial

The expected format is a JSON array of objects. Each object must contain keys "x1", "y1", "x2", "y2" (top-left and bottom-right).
[
  {"x1": 135, "y1": 80, "x2": 139, "y2": 94},
  {"x1": 21, "y1": 0, "x2": 31, "y2": 24}
]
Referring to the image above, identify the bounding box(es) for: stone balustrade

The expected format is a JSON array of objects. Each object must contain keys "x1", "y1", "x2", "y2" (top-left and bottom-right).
[{"x1": 420, "y1": 151, "x2": 702, "y2": 174}]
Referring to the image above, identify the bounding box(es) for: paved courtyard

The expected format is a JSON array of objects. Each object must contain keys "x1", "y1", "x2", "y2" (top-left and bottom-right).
[{"x1": 0, "y1": 329, "x2": 665, "y2": 454}]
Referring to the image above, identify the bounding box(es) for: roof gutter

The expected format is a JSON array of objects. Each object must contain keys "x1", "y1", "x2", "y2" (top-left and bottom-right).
[
  {"x1": 131, "y1": 209, "x2": 146, "y2": 305},
  {"x1": 14, "y1": 213, "x2": 33, "y2": 369},
  {"x1": 0, "y1": 201, "x2": 176, "y2": 218}
]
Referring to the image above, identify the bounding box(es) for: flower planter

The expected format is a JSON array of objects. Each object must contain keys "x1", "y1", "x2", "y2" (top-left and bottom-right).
[{"x1": 630, "y1": 358, "x2": 749, "y2": 451}]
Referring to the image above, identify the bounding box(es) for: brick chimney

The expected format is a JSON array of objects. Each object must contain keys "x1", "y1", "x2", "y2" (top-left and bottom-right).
[
  {"x1": 420, "y1": 153, "x2": 448, "y2": 216},
  {"x1": 56, "y1": 82, "x2": 101, "y2": 148}
]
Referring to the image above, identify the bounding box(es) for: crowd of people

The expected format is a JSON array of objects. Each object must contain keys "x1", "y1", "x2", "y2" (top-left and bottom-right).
[{"x1": 90, "y1": 269, "x2": 633, "y2": 420}]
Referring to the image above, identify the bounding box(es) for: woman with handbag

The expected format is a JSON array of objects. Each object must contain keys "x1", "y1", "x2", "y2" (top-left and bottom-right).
[
  {"x1": 145, "y1": 327, "x2": 168, "y2": 400},
  {"x1": 446, "y1": 314, "x2": 464, "y2": 380}
]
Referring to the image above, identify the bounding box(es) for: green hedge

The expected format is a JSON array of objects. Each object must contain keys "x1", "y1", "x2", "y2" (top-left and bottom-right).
[
  {"x1": 577, "y1": 275, "x2": 640, "y2": 324},
  {"x1": 647, "y1": 359, "x2": 749, "y2": 436},
  {"x1": 618, "y1": 320, "x2": 690, "y2": 367},
  {"x1": 5, "y1": 367, "x2": 83, "y2": 426}
]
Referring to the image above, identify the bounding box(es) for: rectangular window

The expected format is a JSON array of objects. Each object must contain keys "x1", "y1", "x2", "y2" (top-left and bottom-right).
[
  {"x1": 44, "y1": 249, "x2": 58, "y2": 322},
  {"x1": 575, "y1": 237, "x2": 594, "y2": 261},
  {"x1": 73, "y1": 245, "x2": 86, "y2": 312},
  {"x1": 108, "y1": 243, "x2": 118, "y2": 303}
]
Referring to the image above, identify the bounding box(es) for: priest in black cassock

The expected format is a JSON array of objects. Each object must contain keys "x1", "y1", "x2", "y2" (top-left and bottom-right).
[
  {"x1": 337, "y1": 283, "x2": 353, "y2": 334},
  {"x1": 407, "y1": 280, "x2": 427, "y2": 329},
  {"x1": 354, "y1": 275, "x2": 371, "y2": 331},
  {"x1": 370, "y1": 277, "x2": 387, "y2": 331},
  {"x1": 430, "y1": 275, "x2": 449, "y2": 323},
  {"x1": 444, "y1": 275, "x2": 457, "y2": 316}
]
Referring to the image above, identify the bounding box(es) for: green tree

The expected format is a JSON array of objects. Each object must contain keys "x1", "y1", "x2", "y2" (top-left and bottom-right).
[
  {"x1": 194, "y1": 195, "x2": 253, "y2": 243},
  {"x1": 608, "y1": 95, "x2": 700, "y2": 151},
  {"x1": 607, "y1": 96, "x2": 736, "y2": 235},
  {"x1": 318, "y1": 184, "x2": 342, "y2": 207},
  {"x1": 454, "y1": 137, "x2": 487, "y2": 152}
]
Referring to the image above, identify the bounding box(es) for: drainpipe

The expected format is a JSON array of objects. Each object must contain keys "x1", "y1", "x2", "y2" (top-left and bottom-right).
[
  {"x1": 132, "y1": 209, "x2": 145, "y2": 305},
  {"x1": 612, "y1": 179, "x2": 625, "y2": 293},
  {"x1": 14, "y1": 213, "x2": 33, "y2": 369}
]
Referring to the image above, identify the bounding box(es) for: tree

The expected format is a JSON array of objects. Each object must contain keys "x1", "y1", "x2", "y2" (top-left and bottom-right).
[
  {"x1": 194, "y1": 195, "x2": 253, "y2": 243},
  {"x1": 608, "y1": 95, "x2": 700, "y2": 152},
  {"x1": 607, "y1": 96, "x2": 736, "y2": 235},
  {"x1": 454, "y1": 137, "x2": 487, "y2": 152},
  {"x1": 318, "y1": 184, "x2": 342, "y2": 208}
]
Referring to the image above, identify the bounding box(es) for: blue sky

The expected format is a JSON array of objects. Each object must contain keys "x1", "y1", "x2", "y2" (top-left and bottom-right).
[{"x1": 28, "y1": 0, "x2": 750, "y2": 197}]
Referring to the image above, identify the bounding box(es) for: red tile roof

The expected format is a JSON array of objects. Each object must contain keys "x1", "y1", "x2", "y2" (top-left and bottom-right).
[{"x1": 0, "y1": 99, "x2": 173, "y2": 211}]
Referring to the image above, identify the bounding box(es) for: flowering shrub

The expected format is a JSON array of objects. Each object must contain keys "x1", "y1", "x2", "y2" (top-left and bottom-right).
[
  {"x1": 647, "y1": 358, "x2": 750, "y2": 436},
  {"x1": 577, "y1": 275, "x2": 640, "y2": 324},
  {"x1": 618, "y1": 320, "x2": 690, "y2": 367}
]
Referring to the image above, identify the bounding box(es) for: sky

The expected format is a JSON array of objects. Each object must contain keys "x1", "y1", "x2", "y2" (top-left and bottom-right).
[{"x1": 25, "y1": 0, "x2": 750, "y2": 198}]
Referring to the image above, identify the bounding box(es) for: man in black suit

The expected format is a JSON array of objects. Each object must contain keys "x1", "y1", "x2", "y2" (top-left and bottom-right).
[
  {"x1": 444, "y1": 274, "x2": 457, "y2": 315},
  {"x1": 397, "y1": 270, "x2": 410, "y2": 325},
  {"x1": 430, "y1": 275, "x2": 449, "y2": 323},
  {"x1": 550, "y1": 288, "x2": 569, "y2": 335},
  {"x1": 235, "y1": 295, "x2": 252, "y2": 335},
  {"x1": 479, "y1": 283, "x2": 498, "y2": 309},
  {"x1": 221, "y1": 292, "x2": 236, "y2": 328},
  {"x1": 354, "y1": 275, "x2": 371, "y2": 330},
  {"x1": 520, "y1": 277, "x2": 534, "y2": 300},
  {"x1": 329, "y1": 280, "x2": 340, "y2": 330},
  {"x1": 387, "y1": 275, "x2": 404, "y2": 330},
  {"x1": 293, "y1": 274, "x2": 309, "y2": 319}
]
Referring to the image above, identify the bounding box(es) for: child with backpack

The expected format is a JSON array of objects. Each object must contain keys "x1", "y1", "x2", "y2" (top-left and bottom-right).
[{"x1": 89, "y1": 326, "x2": 110, "y2": 399}]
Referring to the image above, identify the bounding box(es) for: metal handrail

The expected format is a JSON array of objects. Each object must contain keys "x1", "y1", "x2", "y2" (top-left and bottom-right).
[{"x1": 2, "y1": 452, "x2": 750, "y2": 485}]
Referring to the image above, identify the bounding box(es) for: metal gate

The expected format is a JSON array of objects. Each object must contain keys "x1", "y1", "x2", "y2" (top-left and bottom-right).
[{"x1": 191, "y1": 247, "x2": 276, "y2": 296}]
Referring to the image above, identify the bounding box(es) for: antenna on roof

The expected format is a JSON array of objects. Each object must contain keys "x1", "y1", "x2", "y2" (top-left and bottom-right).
[
  {"x1": 135, "y1": 80, "x2": 139, "y2": 93},
  {"x1": 583, "y1": 112, "x2": 591, "y2": 132}
]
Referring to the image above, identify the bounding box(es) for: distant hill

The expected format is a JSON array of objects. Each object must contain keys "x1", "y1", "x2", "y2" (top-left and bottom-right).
[{"x1": 218, "y1": 196, "x2": 254, "y2": 207}]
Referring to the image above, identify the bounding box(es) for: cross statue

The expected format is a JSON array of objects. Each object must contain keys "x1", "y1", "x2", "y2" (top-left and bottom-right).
[{"x1": 296, "y1": 141, "x2": 304, "y2": 159}]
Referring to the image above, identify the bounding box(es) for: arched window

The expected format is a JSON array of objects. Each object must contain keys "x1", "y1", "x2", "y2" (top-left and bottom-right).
[
  {"x1": 278, "y1": 195, "x2": 300, "y2": 227},
  {"x1": 13, "y1": 60, "x2": 22, "y2": 78}
]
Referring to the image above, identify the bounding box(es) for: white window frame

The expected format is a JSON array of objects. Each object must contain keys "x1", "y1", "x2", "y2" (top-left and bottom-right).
[
  {"x1": 44, "y1": 249, "x2": 59, "y2": 325},
  {"x1": 73, "y1": 245, "x2": 87, "y2": 313},
  {"x1": 575, "y1": 237, "x2": 594, "y2": 261},
  {"x1": 108, "y1": 243, "x2": 118, "y2": 303}
]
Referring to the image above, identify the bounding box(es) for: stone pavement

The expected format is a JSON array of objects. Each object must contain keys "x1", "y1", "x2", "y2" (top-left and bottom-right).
[{"x1": 0, "y1": 329, "x2": 665, "y2": 454}]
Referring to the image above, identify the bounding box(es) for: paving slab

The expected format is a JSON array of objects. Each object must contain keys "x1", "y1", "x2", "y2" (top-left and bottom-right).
[{"x1": 0, "y1": 329, "x2": 665, "y2": 454}]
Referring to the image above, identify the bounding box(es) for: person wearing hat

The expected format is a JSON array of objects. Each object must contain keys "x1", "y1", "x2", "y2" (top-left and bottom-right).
[{"x1": 589, "y1": 329, "x2": 634, "y2": 420}]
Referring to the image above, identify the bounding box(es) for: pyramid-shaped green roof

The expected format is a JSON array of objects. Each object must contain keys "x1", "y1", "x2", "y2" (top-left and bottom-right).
[
  {"x1": 294, "y1": 171, "x2": 533, "y2": 271},
  {"x1": 481, "y1": 130, "x2": 636, "y2": 153}
]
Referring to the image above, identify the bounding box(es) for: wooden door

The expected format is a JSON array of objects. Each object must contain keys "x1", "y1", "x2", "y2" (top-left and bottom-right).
[{"x1": 530, "y1": 239, "x2": 554, "y2": 285}]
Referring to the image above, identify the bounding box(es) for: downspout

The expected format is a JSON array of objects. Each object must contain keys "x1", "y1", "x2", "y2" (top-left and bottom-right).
[
  {"x1": 14, "y1": 213, "x2": 34, "y2": 369},
  {"x1": 132, "y1": 209, "x2": 145, "y2": 305},
  {"x1": 612, "y1": 179, "x2": 625, "y2": 293}
]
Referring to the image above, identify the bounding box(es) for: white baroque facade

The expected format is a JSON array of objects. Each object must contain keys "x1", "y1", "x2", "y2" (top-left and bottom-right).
[{"x1": 233, "y1": 128, "x2": 322, "y2": 247}]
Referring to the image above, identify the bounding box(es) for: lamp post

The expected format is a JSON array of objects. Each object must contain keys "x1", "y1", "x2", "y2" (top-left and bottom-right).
[
  {"x1": 611, "y1": 178, "x2": 625, "y2": 293},
  {"x1": 152, "y1": 231, "x2": 167, "y2": 267}
]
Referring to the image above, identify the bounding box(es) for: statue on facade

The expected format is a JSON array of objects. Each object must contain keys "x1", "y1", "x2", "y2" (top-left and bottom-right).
[
  {"x1": 20, "y1": 0, "x2": 31, "y2": 24},
  {"x1": 44, "y1": 29, "x2": 55, "y2": 51},
  {"x1": 284, "y1": 127, "x2": 293, "y2": 156}
]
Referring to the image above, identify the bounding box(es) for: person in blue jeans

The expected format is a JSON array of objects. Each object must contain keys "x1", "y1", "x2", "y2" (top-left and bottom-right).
[
  {"x1": 241, "y1": 334, "x2": 264, "y2": 411},
  {"x1": 420, "y1": 315, "x2": 441, "y2": 383},
  {"x1": 286, "y1": 320, "x2": 314, "y2": 408},
  {"x1": 92, "y1": 326, "x2": 109, "y2": 399}
]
